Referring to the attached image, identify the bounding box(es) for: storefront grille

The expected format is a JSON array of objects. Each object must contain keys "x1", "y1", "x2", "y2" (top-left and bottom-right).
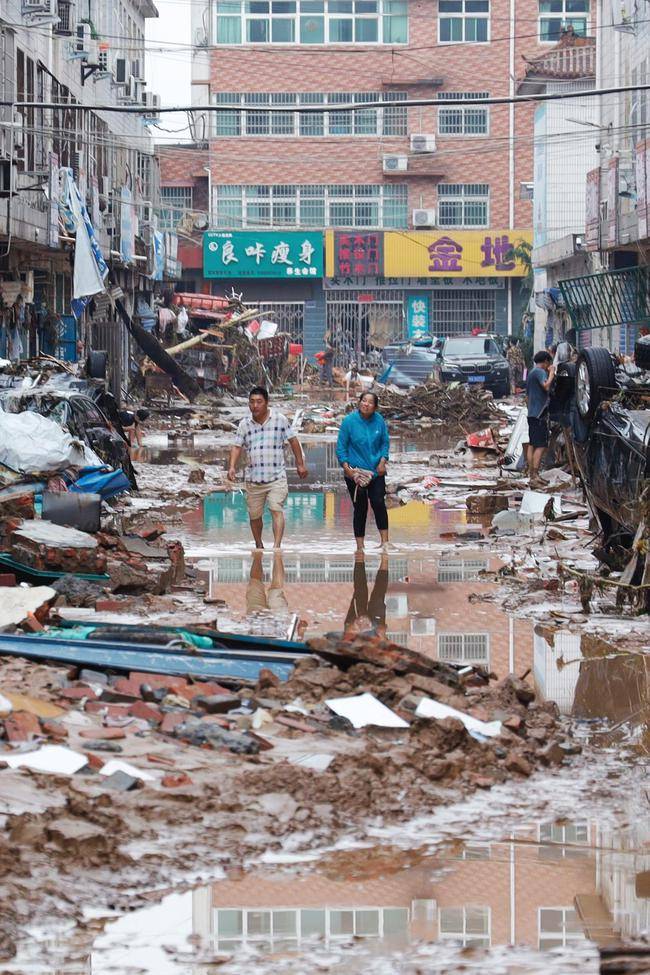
[
  {"x1": 248, "y1": 301, "x2": 305, "y2": 342},
  {"x1": 430, "y1": 289, "x2": 496, "y2": 335},
  {"x1": 326, "y1": 291, "x2": 405, "y2": 368}
]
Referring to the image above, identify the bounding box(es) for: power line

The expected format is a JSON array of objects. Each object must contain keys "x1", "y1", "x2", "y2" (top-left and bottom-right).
[{"x1": 4, "y1": 80, "x2": 650, "y2": 115}]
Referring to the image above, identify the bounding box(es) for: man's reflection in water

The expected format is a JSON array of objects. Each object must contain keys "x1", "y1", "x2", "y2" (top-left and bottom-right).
[
  {"x1": 344, "y1": 553, "x2": 389, "y2": 639},
  {"x1": 246, "y1": 550, "x2": 289, "y2": 614}
]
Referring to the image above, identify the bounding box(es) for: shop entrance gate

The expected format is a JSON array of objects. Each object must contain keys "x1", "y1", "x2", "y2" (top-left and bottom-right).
[{"x1": 326, "y1": 293, "x2": 405, "y2": 369}]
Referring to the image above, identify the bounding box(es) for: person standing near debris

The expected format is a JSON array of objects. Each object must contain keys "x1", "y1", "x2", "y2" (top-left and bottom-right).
[
  {"x1": 228, "y1": 387, "x2": 308, "y2": 550},
  {"x1": 526, "y1": 350, "x2": 555, "y2": 487},
  {"x1": 321, "y1": 335, "x2": 335, "y2": 387},
  {"x1": 336, "y1": 391, "x2": 390, "y2": 553}
]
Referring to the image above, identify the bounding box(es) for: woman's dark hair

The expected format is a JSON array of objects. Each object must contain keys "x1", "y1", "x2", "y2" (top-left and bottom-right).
[
  {"x1": 249, "y1": 386, "x2": 269, "y2": 401},
  {"x1": 359, "y1": 391, "x2": 379, "y2": 408}
]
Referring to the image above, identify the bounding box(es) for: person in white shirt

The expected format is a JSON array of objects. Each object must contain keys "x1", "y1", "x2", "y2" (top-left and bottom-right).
[{"x1": 228, "y1": 386, "x2": 308, "y2": 549}]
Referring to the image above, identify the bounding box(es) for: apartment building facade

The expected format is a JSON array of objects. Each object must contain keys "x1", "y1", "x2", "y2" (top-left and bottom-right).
[
  {"x1": 0, "y1": 0, "x2": 176, "y2": 388},
  {"x1": 160, "y1": 0, "x2": 593, "y2": 357},
  {"x1": 557, "y1": 0, "x2": 650, "y2": 352}
]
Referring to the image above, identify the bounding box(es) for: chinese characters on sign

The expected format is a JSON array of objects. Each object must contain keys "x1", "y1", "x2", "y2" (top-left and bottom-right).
[
  {"x1": 406, "y1": 294, "x2": 430, "y2": 340},
  {"x1": 382, "y1": 230, "x2": 532, "y2": 278},
  {"x1": 333, "y1": 233, "x2": 383, "y2": 277},
  {"x1": 203, "y1": 231, "x2": 324, "y2": 279},
  {"x1": 428, "y1": 236, "x2": 463, "y2": 272}
]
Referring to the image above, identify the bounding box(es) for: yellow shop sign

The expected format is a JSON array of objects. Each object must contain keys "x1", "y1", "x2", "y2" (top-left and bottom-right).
[{"x1": 383, "y1": 230, "x2": 532, "y2": 278}]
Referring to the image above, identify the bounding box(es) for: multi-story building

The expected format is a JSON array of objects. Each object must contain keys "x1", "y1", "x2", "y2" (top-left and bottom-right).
[
  {"x1": 558, "y1": 0, "x2": 650, "y2": 353},
  {"x1": 518, "y1": 29, "x2": 598, "y2": 351},
  {"x1": 0, "y1": 0, "x2": 176, "y2": 392},
  {"x1": 161, "y1": 0, "x2": 594, "y2": 359}
]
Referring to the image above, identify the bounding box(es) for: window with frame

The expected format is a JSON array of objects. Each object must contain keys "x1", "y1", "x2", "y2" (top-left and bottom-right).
[
  {"x1": 538, "y1": 1, "x2": 588, "y2": 43},
  {"x1": 538, "y1": 907, "x2": 584, "y2": 949},
  {"x1": 438, "y1": 92, "x2": 489, "y2": 136},
  {"x1": 213, "y1": 183, "x2": 408, "y2": 228},
  {"x1": 438, "y1": 632, "x2": 489, "y2": 663},
  {"x1": 539, "y1": 822, "x2": 590, "y2": 860},
  {"x1": 215, "y1": 1, "x2": 408, "y2": 46},
  {"x1": 213, "y1": 90, "x2": 408, "y2": 137},
  {"x1": 439, "y1": 1, "x2": 490, "y2": 43},
  {"x1": 439, "y1": 906, "x2": 490, "y2": 947},
  {"x1": 437, "y1": 183, "x2": 489, "y2": 227},
  {"x1": 158, "y1": 186, "x2": 193, "y2": 230}
]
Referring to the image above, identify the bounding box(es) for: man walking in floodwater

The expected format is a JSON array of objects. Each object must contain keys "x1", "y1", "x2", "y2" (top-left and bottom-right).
[
  {"x1": 526, "y1": 350, "x2": 555, "y2": 487},
  {"x1": 228, "y1": 386, "x2": 308, "y2": 549}
]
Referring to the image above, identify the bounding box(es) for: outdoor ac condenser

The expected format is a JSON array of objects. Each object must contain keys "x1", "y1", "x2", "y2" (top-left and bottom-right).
[
  {"x1": 410, "y1": 134, "x2": 436, "y2": 153},
  {"x1": 412, "y1": 208, "x2": 436, "y2": 228},
  {"x1": 383, "y1": 154, "x2": 408, "y2": 173}
]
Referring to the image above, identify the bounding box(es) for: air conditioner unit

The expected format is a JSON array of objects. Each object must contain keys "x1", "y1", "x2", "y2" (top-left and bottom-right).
[
  {"x1": 383, "y1": 154, "x2": 408, "y2": 173},
  {"x1": 412, "y1": 208, "x2": 436, "y2": 228},
  {"x1": 519, "y1": 181, "x2": 534, "y2": 200},
  {"x1": 75, "y1": 22, "x2": 91, "y2": 53},
  {"x1": 97, "y1": 47, "x2": 109, "y2": 71},
  {"x1": 142, "y1": 91, "x2": 161, "y2": 119},
  {"x1": 131, "y1": 58, "x2": 144, "y2": 81},
  {"x1": 410, "y1": 133, "x2": 436, "y2": 154},
  {"x1": 22, "y1": 0, "x2": 56, "y2": 15},
  {"x1": 114, "y1": 56, "x2": 128, "y2": 84}
]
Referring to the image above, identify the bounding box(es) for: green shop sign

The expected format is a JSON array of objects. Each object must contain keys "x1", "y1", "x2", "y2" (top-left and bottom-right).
[{"x1": 203, "y1": 231, "x2": 324, "y2": 279}]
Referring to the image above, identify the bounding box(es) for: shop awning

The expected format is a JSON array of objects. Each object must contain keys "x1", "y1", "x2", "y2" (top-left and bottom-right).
[{"x1": 559, "y1": 266, "x2": 650, "y2": 331}]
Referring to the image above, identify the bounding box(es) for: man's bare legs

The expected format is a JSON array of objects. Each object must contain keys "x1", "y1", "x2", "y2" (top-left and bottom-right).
[
  {"x1": 250, "y1": 517, "x2": 264, "y2": 549},
  {"x1": 271, "y1": 510, "x2": 285, "y2": 549}
]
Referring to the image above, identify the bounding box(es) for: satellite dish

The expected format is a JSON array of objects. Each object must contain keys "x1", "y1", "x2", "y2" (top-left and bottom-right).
[{"x1": 193, "y1": 213, "x2": 209, "y2": 231}]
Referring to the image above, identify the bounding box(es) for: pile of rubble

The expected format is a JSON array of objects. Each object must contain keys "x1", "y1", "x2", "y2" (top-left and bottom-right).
[{"x1": 378, "y1": 380, "x2": 501, "y2": 424}]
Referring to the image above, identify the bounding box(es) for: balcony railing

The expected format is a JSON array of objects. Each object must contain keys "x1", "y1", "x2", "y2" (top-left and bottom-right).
[{"x1": 526, "y1": 43, "x2": 595, "y2": 80}]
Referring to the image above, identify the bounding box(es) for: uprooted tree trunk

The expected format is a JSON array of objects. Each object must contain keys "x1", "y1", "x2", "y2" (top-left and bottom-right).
[{"x1": 114, "y1": 299, "x2": 201, "y2": 403}]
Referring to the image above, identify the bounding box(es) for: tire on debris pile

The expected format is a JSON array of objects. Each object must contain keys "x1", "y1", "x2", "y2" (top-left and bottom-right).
[
  {"x1": 575, "y1": 347, "x2": 617, "y2": 422},
  {"x1": 86, "y1": 350, "x2": 108, "y2": 380},
  {"x1": 634, "y1": 335, "x2": 650, "y2": 370}
]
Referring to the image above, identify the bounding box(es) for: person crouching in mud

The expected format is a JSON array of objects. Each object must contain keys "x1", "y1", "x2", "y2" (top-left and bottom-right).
[{"x1": 336, "y1": 391, "x2": 390, "y2": 554}]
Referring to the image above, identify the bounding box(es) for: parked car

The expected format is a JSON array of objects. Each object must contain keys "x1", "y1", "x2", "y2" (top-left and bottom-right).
[
  {"x1": 380, "y1": 342, "x2": 440, "y2": 388},
  {"x1": 0, "y1": 388, "x2": 137, "y2": 488},
  {"x1": 436, "y1": 335, "x2": 511, "y2": 398},
  {"x1": 562, "y1": 345, "x2": 649, "y2": 552}
]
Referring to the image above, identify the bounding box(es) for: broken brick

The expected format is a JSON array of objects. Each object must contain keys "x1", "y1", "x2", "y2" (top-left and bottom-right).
[
  {"x1": 95, "y1": 599, "x2": 135, "y2": 613},
  {"x1": 129, "y1": 672, "x2": 189, "y2": 695},
  {"x1": 128, "y1": 701, "x2": 162, "y2": 725},
  {"x1": 276, "y1": 715, "x2": 318, "y2": 734},
  {"x1": 505, "y1": 753, "x2": 533, "y2": 777},
  {"x1": 193, "y1": 694, "x2": 241, "y2": 715},
  {"x1": 21, "y1": 613, "x2": 44, "y2": 633},
  {"x1": 160, "y1": 712, "x2": 186, "y2": 735},
  {"x1": 40, "y1": 719, "x2": 68, "y2": 740},
  {"x1": 113, "y1": 677, "x2": 144, "y2": 698},
  {"x1": 78, "y1": 727, "x2": 126, "y2": 740},
  {"x1": 0, "y1": 573, "x2": 17, "y2": 587},
  {"x1": 161, "y1": 772, "x2": 192, "y2": 788},
  {"x1": 85, "y1": 701, "x2": 131, "y2": 719},
  {"x1": 4, "y1": 711, "x2": 41, "y2": 743},
  {"x1": 59, "y1": 686, "x2": 99, "y2": 702},
  {"x1": 83, "y1": 752, "x2": 105, "y2": 771}
]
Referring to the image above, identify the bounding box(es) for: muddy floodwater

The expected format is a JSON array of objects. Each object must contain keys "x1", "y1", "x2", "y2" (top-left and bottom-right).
[{"x1": 8, "y1": 425, "x2": 650, "y2": 974}]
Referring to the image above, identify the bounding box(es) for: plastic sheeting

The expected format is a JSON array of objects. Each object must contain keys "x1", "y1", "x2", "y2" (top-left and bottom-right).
[{"x1": 0, "y1": 411, "x2": 102, "y2": 474}]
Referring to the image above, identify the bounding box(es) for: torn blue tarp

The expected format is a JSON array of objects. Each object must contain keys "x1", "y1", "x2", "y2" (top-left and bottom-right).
[{"x1": 69, "y1": 466, "x2": 131, "y2": 500}]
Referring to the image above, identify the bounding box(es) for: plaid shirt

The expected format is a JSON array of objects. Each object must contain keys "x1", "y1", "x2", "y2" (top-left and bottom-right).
[{"x1": 234, "y1": 410, "x2": 295, "y2": 483}]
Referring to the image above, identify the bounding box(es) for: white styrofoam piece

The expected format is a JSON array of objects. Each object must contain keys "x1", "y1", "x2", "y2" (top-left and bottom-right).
[
  {"x1": 415, "y1": 697, "x2": 502, "y2": 738},
  {"x1": 0, "y1": 586, "x2": 57, "y2": 632},
  {"x1": 2, "y1": 744, "x2": 88, "y2": 776},
  {"x1": 325, "y1": 692, "x2": 409, "y2": 730},
  {"x1": 99, "y1": 760, "x2": 156, "y2": 782},
  {"x1": 520, "y1": 490, "x2": 562, "y2": 518}
]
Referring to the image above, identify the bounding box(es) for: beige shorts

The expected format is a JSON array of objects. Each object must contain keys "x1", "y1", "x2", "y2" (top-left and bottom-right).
[
  {"x1": 245, "y1": 474, "x2": 288, "y2": 519},
  {"x1": 247, "y1": 579, "x2": 289, "y2": 613}
]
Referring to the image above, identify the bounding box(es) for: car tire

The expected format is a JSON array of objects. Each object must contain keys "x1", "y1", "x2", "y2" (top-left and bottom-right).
[
  {"x1": 575, "y1": 347, "x2": 617, "y2": 422},
  {"x1": 634, "y1": 335, "x2": 650, "y2": 370},
  {"x1": 86, "y1": 350, "x2": 108, "y2": 380}
]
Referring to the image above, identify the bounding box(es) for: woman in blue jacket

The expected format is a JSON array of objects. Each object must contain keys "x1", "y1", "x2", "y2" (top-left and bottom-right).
[{"x1": 336, "y1": 391, "x2": 390, "y2": 553}]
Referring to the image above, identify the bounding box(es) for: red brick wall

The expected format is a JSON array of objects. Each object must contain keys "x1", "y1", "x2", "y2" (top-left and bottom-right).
[{"x1": 202, "y1": 0, "x2": 547, "y2": 228}]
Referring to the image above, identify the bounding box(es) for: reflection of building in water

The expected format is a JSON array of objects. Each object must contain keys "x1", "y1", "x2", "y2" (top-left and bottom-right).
[
  {"x1": 533, "y1": 629, "x2": 583, "y2": 715},
  {"x1": 191, "y1": 820, "x2": 617, "y2": 957},
  {"x1": 201, "y1": 551, "x2": 533, "y2": 675}
]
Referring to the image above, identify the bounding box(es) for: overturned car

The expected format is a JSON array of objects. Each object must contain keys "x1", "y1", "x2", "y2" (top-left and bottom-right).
[
  {"x1": 0, "y1": 387, "x2": 137, "y2": 488},
  {"x1": 566, "y1": 341, "x2": 650, "y2": 553}
]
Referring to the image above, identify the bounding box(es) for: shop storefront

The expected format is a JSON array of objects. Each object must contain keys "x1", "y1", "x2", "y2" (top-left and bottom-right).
[
  {"x1": 323, "y1": 230, "x2": 532, "y2": 360},
  {"x1": 203, "y1": 230, "x2": 325, "y2": 349}
]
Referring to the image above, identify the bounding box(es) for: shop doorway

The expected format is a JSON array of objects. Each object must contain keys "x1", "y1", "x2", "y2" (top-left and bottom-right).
[{"x1": 326, "y1": 293, "x2": 404, "y2": 368}]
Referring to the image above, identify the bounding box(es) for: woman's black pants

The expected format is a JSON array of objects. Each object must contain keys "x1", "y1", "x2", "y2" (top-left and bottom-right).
[{"x1": 344, "y1": 475, "x2": 389, "y2": 538}]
